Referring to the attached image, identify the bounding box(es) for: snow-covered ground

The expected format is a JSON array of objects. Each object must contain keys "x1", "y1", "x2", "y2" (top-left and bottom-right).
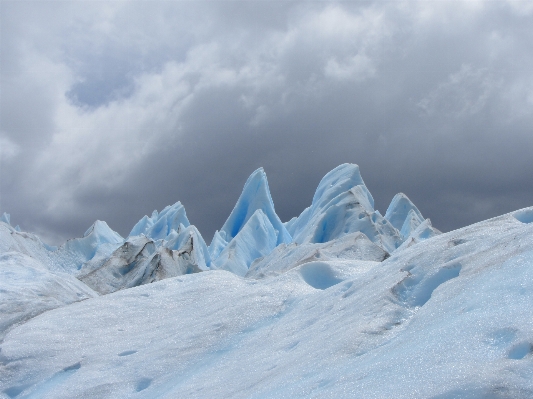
[{"x1": 1, "y1": 165, "x2": 532, "y2": 398}]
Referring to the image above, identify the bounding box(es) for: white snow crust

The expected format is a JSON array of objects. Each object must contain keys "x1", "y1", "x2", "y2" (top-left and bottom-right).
[{"x1": 0, "y1": 252, "x2": 97, "y2": 341}]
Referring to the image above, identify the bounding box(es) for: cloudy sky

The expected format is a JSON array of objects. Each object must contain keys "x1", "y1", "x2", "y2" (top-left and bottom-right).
[{"x1": 1, "y1": 0, "x2": 532, "y2": 245}]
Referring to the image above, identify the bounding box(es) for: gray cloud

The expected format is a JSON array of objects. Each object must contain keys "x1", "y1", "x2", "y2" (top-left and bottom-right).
[{"x1": 1, "y1": 0, "x2": 532, "y2": 245}]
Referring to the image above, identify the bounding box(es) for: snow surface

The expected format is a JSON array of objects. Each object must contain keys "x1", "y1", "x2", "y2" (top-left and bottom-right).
[
  {"x1": 0, "y1": 252, "x2": 97, "y2": 341},
  {"x1": 1, "y1": 164, "x2": 532, "y2": 398},
  {"x1": 1, "y1": 207, "x2": 533, "y2": 398},
  {"x1": 246, "y1": 231, "x2": 388, "y2": 279}
]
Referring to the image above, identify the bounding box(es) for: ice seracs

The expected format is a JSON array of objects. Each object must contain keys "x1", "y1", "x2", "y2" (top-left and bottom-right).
[
  {"x1": 129, "y1": 201, "x2": 190, "y2": 240},
  {"x1": 79, "y1": 234, "x2": 205, "y2": 294},
  {"x1": 212, "y1": 209, "x2": 281, "y2": 276},
  {"x1": 384, "y1": 193, "x2": 424, "y2": 231},
  {"x1": 216, "y1": 167, "x2": 291, "y2": 245},
  {"x1": 209, "y1": 168, "x2": 292, "y2": 275},
  {"x1": 399, "y1": 208, "x2": 424, "y2": 238},
  {"x1": 165, "y1": 224, "x2": 212, "y2": 270},
  {"x1": 288, "y1": 164, "x2": 402, "y2": 253},
  {"x1": 52, "y1": 220, "x2": 124, "y2": 273}
]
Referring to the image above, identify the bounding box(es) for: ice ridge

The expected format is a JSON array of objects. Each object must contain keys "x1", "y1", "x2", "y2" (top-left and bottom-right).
[{"x1": 218, "y1": 168, "x2": 291, "y2": 245}]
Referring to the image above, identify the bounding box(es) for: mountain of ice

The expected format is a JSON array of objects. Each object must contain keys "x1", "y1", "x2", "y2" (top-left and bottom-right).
[
  {"x1": 399, "y1": 208, "x2": 424, "y2": 238},
  {"x1": 165, "y1": 224, "x2": 211, "y2": 269},
  {"x1": 0, "y1": 164, "x2": 438, "y2": 289},
  {"x1": 217, "y1": 168, "x2": 291, "y2": 244},
  {"x1": 52, "y1": 220, "x2": 124, "y2": 272},
  {"x1": 212, "y1": 209, "x2": 282, "y2": 276},
  {"x1": 384, "y1": 193, "x2": 424, "y2": 231},
  {"x1": 129, "y1": 201, "x2": 190, "y2": 240},
  {"x1": 78, "y1": 235, "x2": 205, "y2": 294},
  {"x1": 289, "y1": 164, "x2": 403, "y2": 253},
  {"x1": 208, "y1": 168, "x2": 292, "y2": 275}
]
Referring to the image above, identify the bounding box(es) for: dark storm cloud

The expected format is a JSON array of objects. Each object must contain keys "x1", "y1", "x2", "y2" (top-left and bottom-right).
[{"x1": 1, "y1": 0, "x2": 532, "y2": 245}]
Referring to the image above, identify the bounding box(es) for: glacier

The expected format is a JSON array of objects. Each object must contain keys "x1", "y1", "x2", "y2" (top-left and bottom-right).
[
  {"x1": 1, "y1": 164, "x2": 532, "y2": 399},
  {"x1": 208, "y1": 167, "x2": 292, "y2": 275}
]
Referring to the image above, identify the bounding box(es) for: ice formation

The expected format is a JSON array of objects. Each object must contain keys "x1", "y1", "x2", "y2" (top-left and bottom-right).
[
  {"x1": 79, "y1": 235, "x2": 205, "y2": 294},
  {"x1": 52, "y1": 220, "x2": 124, "y2": 272},
  {"x1": 129, "y1": 202, "x2": 190, "y2": 240},
  {"x1": 208, "y1": 167, "x2": 292, "y2": 275},
  {"x1": 384, "y1": 193, "x2": 424, "y2": 231},
  {"x1": 289, "y1": 164, "x2": 403, "y2": 253},
  {"x1": 1, "y1": 164, "x2": 532, "y2": 398}
]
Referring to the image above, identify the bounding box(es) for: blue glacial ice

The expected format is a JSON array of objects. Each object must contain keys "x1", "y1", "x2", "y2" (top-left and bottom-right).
[
  {"x1": 399, "y1": 208, "x2": 424, "y2": 239},
  {"x1": 208, "y1": 168, "x2": 292, "y2": 274},
  {"x1": 52, "y1": 220, "x2": 124, "y2": 272},
  {"x1": 213, "y1": 209, "x2": 281, "y2": 276},
  {"x1": 216, "y1": 167, "x2": 291, "y2": 245},
  {"x1": 129, "y1": 201, "x2": 190, "y2": 240},
  {"x1": 384, "y1": 192, "x2": 424, "y2": 231},
  {"x1": 289, "y1": 164, "x2": 402, "y2": 253}
]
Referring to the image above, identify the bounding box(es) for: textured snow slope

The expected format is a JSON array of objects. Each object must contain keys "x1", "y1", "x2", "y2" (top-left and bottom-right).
[
  {"x1": 0, "y1": 252, "x2": 97, "y2": 341},
  {"x1": 1, "y1": 207, "x2": 532, "y2": 398},
  {"x1": 246, "y1": 231, "x2": 388, "y2": 279}
]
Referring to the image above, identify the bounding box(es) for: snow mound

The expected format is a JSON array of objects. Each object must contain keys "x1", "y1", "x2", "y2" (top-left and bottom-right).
[
  {"x1": 0, "y1": 221, "x2": 56, "y2": 268},
  {"x1": 0, "y1": 252, "x2": 97, "y2": 340},
  {"x1": 246, "y1": 231, "x2": 388, "y2": 279},
  {"x1": 297, "y1": 261, "x2": 344, "y2": 289}
]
